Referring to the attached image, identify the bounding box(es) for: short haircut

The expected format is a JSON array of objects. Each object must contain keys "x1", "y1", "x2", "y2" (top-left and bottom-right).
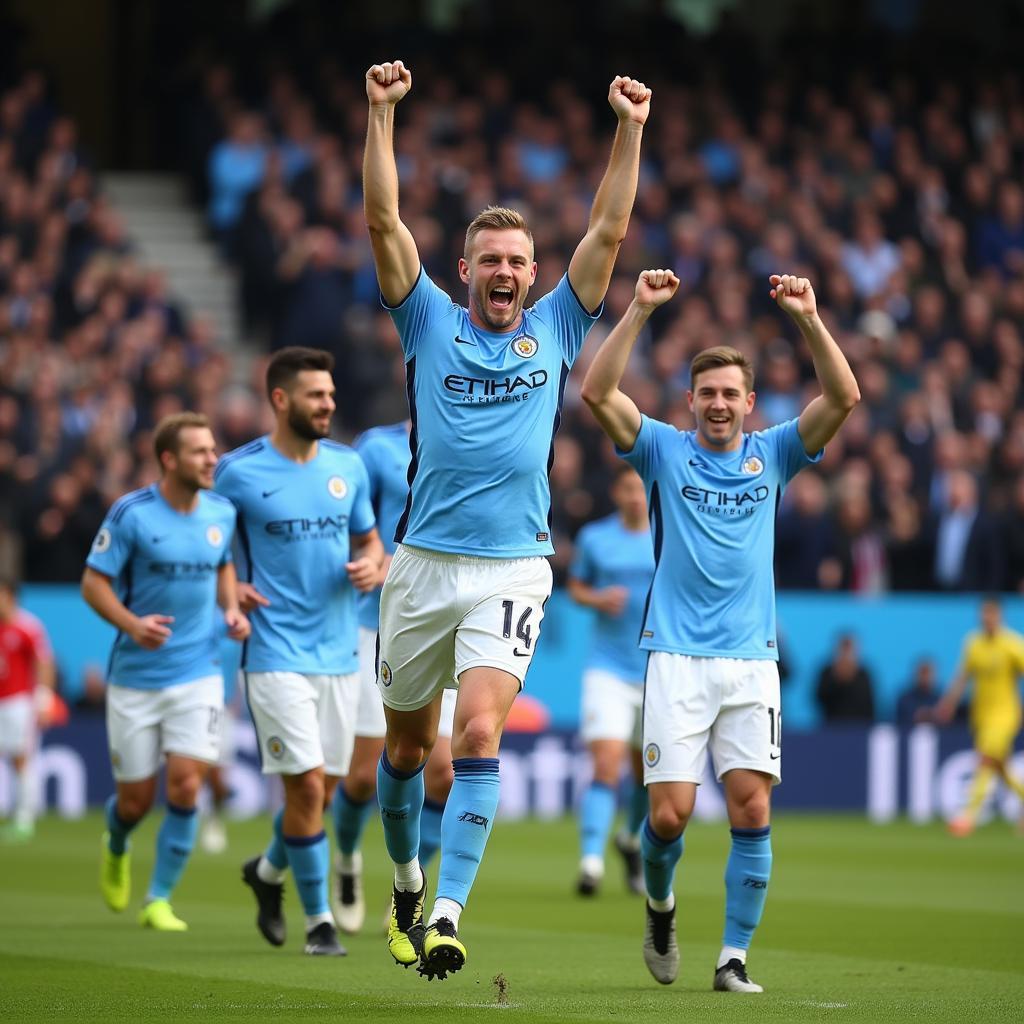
[
  {"x1": 465, "y1": 206, "x2": 534, "y2": 259},
  {"x1": 265, "y1": 347, "x2": 335, "y2": 400},
  {"x1": 690, "y1": 345, "x2": 754, "y2": 393},
  {"x1": 153, "y1": 412, "x2": 210, "y2": 461}
]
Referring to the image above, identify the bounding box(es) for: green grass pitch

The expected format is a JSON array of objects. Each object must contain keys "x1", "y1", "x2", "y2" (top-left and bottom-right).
[{"x1": 1, "y1": 813, "x2": 1022, "y2": 1023}]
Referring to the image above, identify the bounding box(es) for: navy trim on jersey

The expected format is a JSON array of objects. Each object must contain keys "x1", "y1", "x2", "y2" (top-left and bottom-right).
[
  {"x1": 242, "y1": 673, "x2": 263, "y2": 770},
  {"x1": 381, "y1": 266, "x2": 423, "y2": 311},
  {"x1": 638, "y1": 481, "x2": 663, "y2": 644},
  {"x1": 565, "y1": 275, "x2": 603, "y2": 318},
  {"x1": 544, "y1": 362, "x2": 572, "y2": 530},
  {"x1": 109, "y1": 488, "x2": 156, "y2": 524},
  {"x1": 214, "y1": 439, "x2": 265, "y2": 479},
  {"x1": 234, "y1": 512, "x2": 253, "y2": 671},
  {"x1": 395, "y1": 356, "x2": 418, "y2": 544}
]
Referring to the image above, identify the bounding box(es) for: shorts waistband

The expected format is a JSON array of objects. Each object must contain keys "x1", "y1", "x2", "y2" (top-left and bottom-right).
[{"x1": 399, "y1": 544, "x2": 546, "y2": 568}]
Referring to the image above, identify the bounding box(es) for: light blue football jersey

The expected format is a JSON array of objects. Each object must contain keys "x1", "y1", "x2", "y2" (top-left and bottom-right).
[
  {"x1": 385, "y1": 270, "x2": 600, "y2": 557},
  {"x1": 214, "y1": 437, "x2": 376, "y2": 675},
  {"x1": 86, "y1": 485, "x2": 237, "y2": 690},
  {"x1": 355, "y1": 422, "x2": 411, "y2": 631},
  {"x1": 619, "y1": 416, "x2": 821, "y2": 660},
  {"x1": 569, "y1": 514, "x2": 654, "y2": 682}
]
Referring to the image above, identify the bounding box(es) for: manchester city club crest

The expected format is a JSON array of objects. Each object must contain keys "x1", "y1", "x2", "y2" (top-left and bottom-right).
[
  {"x1": 511, "y1": 335, "x2": 538, "y2": 358},
  {"x1": 742, "y1": 456, "x2": 764, "y2": 475},
  {"x1": 327, "y1": 476, "x2": 348, "y2": 499},
  {"x1": 206, "y1": 525, "x2": 223, "y2": 546},
  {"x1": 380, "y1": 660, "x2": 393, "y2": 686},
  {"x1": 92, "y1": 527, "x2": 111, "y2": 554},
  {"x1": 644, "y1": 742, "x2": 661, "y2": 767},
  {"x1": 267, "y1": 736, "x2": 286, "y2": 759}
]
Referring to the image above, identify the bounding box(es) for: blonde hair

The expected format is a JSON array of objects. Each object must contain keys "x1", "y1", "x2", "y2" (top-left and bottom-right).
[
  {"x1": 464, "y1": 206, "x2": 534, "y2": 259},
  {"x1": 690, "y1": 346, "x2": 754, "y2": 392}
]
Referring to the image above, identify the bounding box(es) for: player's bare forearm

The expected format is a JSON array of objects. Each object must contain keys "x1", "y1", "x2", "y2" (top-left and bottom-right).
[
  {"x1": 80, "y1": 568, "x2": 137, "y2": 634},
  {"x1": 363, "y1": 64, "x2": 420, "y2": 304},
  {"x1": 582, "y1": 293, "x2": 662, "y2": 449},
  {"x1": 216, "y1": 562, "x2": 240, "y2": 615},
  {"x1": 36, "y1": 657, "x2": 56, "y2": 692},
  {"x1": 569, "y1": 122, "x2": 644, "y2": 312},
  {"x1": 772, "y1": 274, "x2": 859, "y2": 453},
  {"x1": 567, "y1": 577, "x2": 599, "y2": 609}
]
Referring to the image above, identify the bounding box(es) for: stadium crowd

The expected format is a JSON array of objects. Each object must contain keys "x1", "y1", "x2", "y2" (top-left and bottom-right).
[{"x1": 3, "y1": 37, "x2": 1024, "y2": 599}]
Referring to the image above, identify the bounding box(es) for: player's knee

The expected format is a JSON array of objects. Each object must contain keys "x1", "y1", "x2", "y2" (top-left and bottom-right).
[
  {"x1": 287, "y1": 772, "x2": 325, "y2": 814},
  {"x1": 345, "y1": 769, "x2": 376, "y2": 803},
  {"x1": 424, "y1": 757, "x2": 454, "y2": 798},
  {"x1": 386, "y1": 736, "x2": 429, "y2": 773},
  {"x1": 118, "y1": 792, "x2": 153, "y2": 822},
  {"x1": 649, "y1": 802, "x2": 688, "y2": 840},
  {"x1": 731, "y1": 792, "x2": 770, "y2": 829},
  {"x1": 455, "y1": 715, "x2": 501, "y2": 758},
  {"x1": 166, "y1": 772, "x2": 202, "y2": 808}
]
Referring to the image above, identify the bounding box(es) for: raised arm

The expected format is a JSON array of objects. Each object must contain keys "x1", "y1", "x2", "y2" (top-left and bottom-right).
[
  {"x1": 772, "y1": 274, "x2": 861, "y2": 455},
  {"x1": 567, "y1": 76, "x2": 652, "y2": 314},
  {"x1": 581, "y1": 269, "x2": 679, "y2": 451},
  {"x1": 934, "y1": 666, "x2": 970, "y2": 725},
  {"x1": 363, "y1": 60, "x2": 420, "y2": 306}
]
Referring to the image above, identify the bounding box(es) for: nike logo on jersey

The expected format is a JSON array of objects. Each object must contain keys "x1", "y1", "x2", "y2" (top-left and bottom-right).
[
  {"x1": 688, "y1": 458, "x2": 707, "y2": 468},
  {"x1": 770, "y1": 752, "x2": 780, "y2": 760},
  {"x1": 262, "y1": 488, "x2": 283, "y2": 498},
  {"x1": 454, "y1": 335, "x2": 477, "y2": 346},
  {"x1": 151, "y1": 535, "x2": 167, "y2": 543},
  {"x1": 513, "y1": 648, "x2": 531, "y2": 657}
]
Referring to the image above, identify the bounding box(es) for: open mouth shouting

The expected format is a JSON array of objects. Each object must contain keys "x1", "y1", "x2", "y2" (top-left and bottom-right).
[{"x1": 488, "y1": 284, "x2": 515, "y2": 313}]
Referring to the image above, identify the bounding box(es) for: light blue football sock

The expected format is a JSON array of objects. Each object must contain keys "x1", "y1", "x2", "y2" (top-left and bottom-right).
[
  {"x1": 262, "y1": 808, "x2": 288, "y2": 871},
  {"x1": 580, "y1": 781, "x2": 616, "y2": 860},
  {"x1": 147, "y1": 802, "x2": 198, "y2": 901},
  {"x1": 418, "y1": 797, "x2": 446, "y2": 866},
  {"x1": 332, "y1": 785, "x2": 375, "y2": 857},
  {"x1": 436, "y1": 757, "x2": 500, "y2": 907},
  {"x1": 377, "y1": 750, "x2": 425, "y2": 865},
  {"x1": 626, "y1": 781, "x2": 648, "y2": 838},
  {"x1": 641, "y1": 816, "x2": 684, "y2": 902},
  {"x1": 284, "y1": 831, "x2": 330, "y2": 917},
  {"x1": 104, "y1": 794, "x2": 140, "y2": 855},
  {"x1": 723, "y1": 826, "x2": 772, "y2": 950}
]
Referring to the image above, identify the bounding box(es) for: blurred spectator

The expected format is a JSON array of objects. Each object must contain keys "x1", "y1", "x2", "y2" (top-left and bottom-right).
[
  {"x1": 895, "y1": 657, "x2": 941, "y2": 726},
  {"x1": 931, "y1": 469, "x2": 1000, "y2": 591},
  {"x1": 816, "y1": 633, "x2": 876, "y2": 722}
]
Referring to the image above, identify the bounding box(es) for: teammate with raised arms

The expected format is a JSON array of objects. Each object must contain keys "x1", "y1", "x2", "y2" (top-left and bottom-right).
[
  {"x1": 363, "y1": 58, "x2": 651, "y2": 979},
  {"x1": 581, "y1": 269, "x2": 859, "y2": 992}
]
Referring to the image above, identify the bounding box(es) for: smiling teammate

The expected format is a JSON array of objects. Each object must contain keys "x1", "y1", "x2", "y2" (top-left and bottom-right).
[
  {"x1": 216, "y1": 347, "x2": 384, "y2": 957},
  {"x1": 581, "y1": 269, "x2": 859, "y2": 993},
  {"x1": 363, "y1": 58, "x2": 651, "y2": 979},
  {"x1": 82, "y1": 412, "x2": 248, "y2": 931}
]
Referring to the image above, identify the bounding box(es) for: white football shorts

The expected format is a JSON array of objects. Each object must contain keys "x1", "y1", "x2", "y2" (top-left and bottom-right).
[
  {"x1": 377, "y1": 545, "x2": 552, "y2": 712},
  {"x1": 642, "y1": 653, "x2": 781, "y2": 786},
  {"x1": 355, "y1": 627, "x2": 388, "y2": 738},
  {"x1": 106, "y1": 675, "x2": 223, "y2": 782},
  {"x1": 580, "y1": 668, "x2": 644, "y2": 746},
  {"x1": 0, "y1": 693, "x2": 34, "y2": 757},
  {"x1": 245, "y1": 670, "x2": 359, "y2": 777},
  {"x1": 358, "y1": 626, "x2": 458, "y2": 737}
]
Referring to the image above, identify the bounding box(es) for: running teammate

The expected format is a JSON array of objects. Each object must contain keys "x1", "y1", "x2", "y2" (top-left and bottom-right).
[
  {"x1": 581, "y1": 269, "x2": 859, "y2": 993},
  {"x1": 363, "y1": 58, "x2": 651, "y2": 978},
  {"x1": 217, "y1": 347, "x2": 383, "y2": 957},
  {"x1": 331, "y1": 419, "x2": 457, "y2": 933},
  {"x1": 0, "y1": 578, "x2": 56, "y2": 842},
  {"x1": 568, "y1": 466, "x2": 653, "y2": 896},
  {"x1": 936, "y1": 596, "x2": 1024, "y2": 836},
  {"x1": 82, "y1": 412, "x2": 248, "y2": 931}
]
